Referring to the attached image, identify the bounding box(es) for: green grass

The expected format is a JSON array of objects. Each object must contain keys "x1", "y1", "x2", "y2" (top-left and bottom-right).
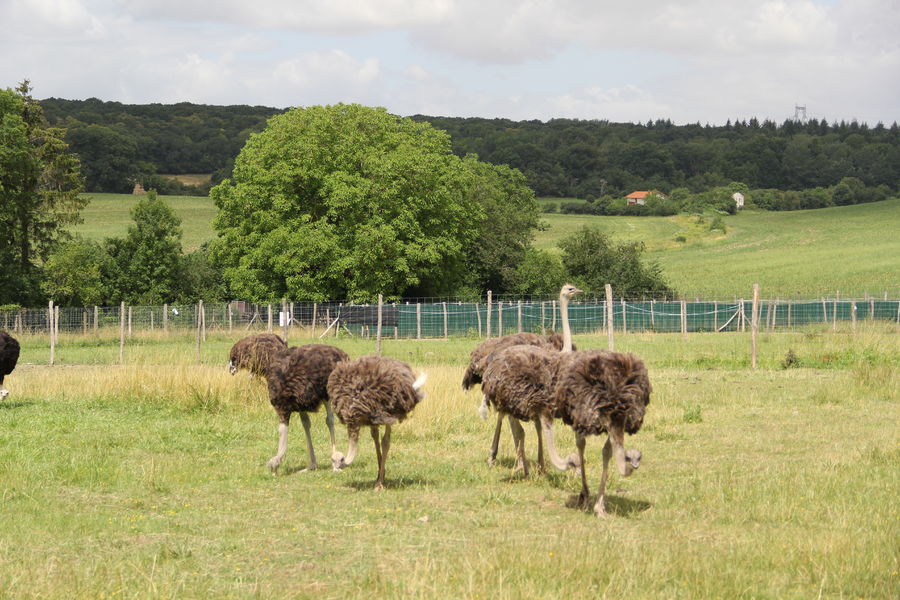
[
  {"x1": 73, "y1": 193, "x2": 217, "y2": 252},
  {"x1": 71, "y1": 194, "x2": 900, "y2": 297},
  {"x1": 1, "y1": 328, "x2": 898, "y2": 598},
  {"x1": 536, "y1": 198, "x2": 900, "y2": 298}
]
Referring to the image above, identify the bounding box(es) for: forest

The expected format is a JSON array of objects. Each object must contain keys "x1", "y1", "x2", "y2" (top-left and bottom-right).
[{"x1": 41, "y1": 98, "x2": 900, "y2": 207}]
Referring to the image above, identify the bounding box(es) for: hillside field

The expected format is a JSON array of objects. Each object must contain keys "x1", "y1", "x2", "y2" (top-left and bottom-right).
[
  {"x1": 72, "y1": 194, "x2": 900, "y2": 298},
  {"x1": 1, "y1": 326, "x2": 897, "y2": 599}
]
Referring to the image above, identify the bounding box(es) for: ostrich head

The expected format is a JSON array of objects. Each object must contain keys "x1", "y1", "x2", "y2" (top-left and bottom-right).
[
  {"x1": 564, "y1": 452, "x2": 582, "y2": 472},
  {"x1": 227, "y1": 359, "x2": 237, "y2": 375},
  {"x1": 620, "y1": 448, "x2": 642, "y2": 476},
  {"x1": 560, "y1": 284, "x2": 583, "y2": 301},
  {"x1": 0, "y1": 388, "x2": 8, "y2": 400},
  {"x1": 331, "y1": 450, "x2": 347, "y2": 472}
]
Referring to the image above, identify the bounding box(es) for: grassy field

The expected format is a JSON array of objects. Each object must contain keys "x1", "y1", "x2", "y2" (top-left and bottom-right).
[
  {"x1": 73, "y1": 193, "x2": 217, "y2": 252},
  {"x1": 1, "y1": 328, "x2": 897, "y2": 599},
  {"x1": 71, "y1": 193, "x2": 899, "y2": 298}
]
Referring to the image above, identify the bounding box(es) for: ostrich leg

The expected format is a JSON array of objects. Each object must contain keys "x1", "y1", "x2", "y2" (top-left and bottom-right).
[
  {"x1": 299, "y1": 412, "x2": 317, "y2": 471},
  {"x1": 267, "y1": 415, "x2": 291, "y2": 474},
  {"x1": 487, "y1": 412, "x2": 503, "y2": 466},
  {"x1": 575, "y1": 434, "x2": 590, "y2": 509},
  {"x1": 532, "y1": 417, "x2": 545, "y2": 473},
  {"x1": 594, "y1": 437, "x2": 613, "y2": 517},
  {"x1": 507, "y1": 416, "x2": 529, "y2": 477},
  {"x1": 540, "y1": 414, "x2": 581, "y2": 472},
  {"x1": 324, "y1": 401, "x2": 339, "y2": 471},
  {"x1": 381, "y1": 425, "x2": 392, "y2": 486},
  {"x1": 370, "y1": 426, "x2": 385, "y2": 490}
]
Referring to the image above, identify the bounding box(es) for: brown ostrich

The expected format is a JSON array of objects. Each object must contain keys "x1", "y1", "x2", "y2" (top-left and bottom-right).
[
  {"x1": 554, "y1": 349, "x2": 651, "y2": 517},
  {"x1": 0, "y1": 330, "x2": 21, "y2": 400},
  {"x1": 228, "y1": 333, "x2": 287, "y2": 378},
  {"x1": 480, "y1": 284, "x2": 583, "y2": 475},
  {"x1": 264, "y1": 344, "x2": 349, "y2": 474},
  {"x1": 328, "y1": 356, "x2": 427, "y2": 490}
]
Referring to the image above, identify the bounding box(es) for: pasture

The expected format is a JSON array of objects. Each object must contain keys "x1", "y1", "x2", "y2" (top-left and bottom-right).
[
  {"x1": 1, "y1": 327, "x2": 897, "y2": 599},
  {"x1": 71, "y1": 194, "x2": 900, "y2": 298}
]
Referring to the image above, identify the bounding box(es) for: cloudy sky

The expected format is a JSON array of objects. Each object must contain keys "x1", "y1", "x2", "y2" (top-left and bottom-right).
[{"x1": 2, "y1": 0, "x2": 898, "y2": 125}]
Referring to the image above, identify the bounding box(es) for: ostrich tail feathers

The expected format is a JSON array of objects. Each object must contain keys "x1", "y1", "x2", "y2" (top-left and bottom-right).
[{"x1": 413, "y1": 372, "x2": 427, "y2": 391}]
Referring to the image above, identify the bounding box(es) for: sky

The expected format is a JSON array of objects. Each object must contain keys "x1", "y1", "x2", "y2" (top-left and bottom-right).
[{"x1": 2, "y1": 0, "x2": 898, "y2": 125}]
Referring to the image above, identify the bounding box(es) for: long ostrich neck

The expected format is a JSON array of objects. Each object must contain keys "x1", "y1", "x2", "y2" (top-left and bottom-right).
[
  {"x1": 541, "y1": 415, "x2": 578, "y2": 471},
  {"x1": 560, "y1": 292, "x2": 573, "y2": 352}
]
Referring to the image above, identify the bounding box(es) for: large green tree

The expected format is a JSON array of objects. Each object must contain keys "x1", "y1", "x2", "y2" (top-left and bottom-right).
[
  {"x1": 211, "y1": 103, "x2": 537, "y2": 301},
  {"x1": 0, "y1": 81, "x2": 86, "y2": 304}
]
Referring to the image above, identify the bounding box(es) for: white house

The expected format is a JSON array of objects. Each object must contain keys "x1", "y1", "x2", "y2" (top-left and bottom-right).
[{"x1": 732, "y1": 192, "x2": 745, "y2": 209}]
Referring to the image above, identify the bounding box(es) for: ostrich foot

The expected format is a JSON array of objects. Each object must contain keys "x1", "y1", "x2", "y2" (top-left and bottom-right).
[
  {"x1": 594, "y1": 499, "x2": 609, "y2": 518},
  {"x1": 374, "y1": 481, "x2": 385, "y2": 491},
  {"x1": 266, "y1": 458, "x2": 281, "y2": 475},
  {"x1": 298, "y1": 463, "x2": 317, "y2": 473}
]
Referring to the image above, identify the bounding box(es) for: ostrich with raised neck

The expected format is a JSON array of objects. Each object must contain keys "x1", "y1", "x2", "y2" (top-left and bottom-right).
[{"x1": 480, "y1": 284, "x2": 583, "y2": 475}]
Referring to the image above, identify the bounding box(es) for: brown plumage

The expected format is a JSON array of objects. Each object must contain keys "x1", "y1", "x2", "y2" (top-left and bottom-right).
[
  {"x1": 328, "y1": 355, "x2": 427, "y2": 490},
  {"x1": 461, "y1": 332, "x2": 569, "y2": 390},
  {"x1": 553, "y1": 349, "x2": 651, "y2": 517},
  {"x1": 228, "y1": 333, "x2": 287, "y2": 377},
  {"x1": 475, "y1": 284, "x2": 583, "y2": 473},
  {"x1": 0, "y1": 330, "x2": 20, "y2": 400},
  {"x1": 263, "y1": 344, "x2": 349, "y2": 474}
]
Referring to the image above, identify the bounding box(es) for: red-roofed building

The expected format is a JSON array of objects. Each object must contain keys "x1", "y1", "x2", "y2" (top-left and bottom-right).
[{"x1": 626, "y1": 191, "x2": 650, "y2": 205}]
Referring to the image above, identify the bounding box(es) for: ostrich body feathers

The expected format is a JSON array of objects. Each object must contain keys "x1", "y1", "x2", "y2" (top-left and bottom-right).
[
  {"x1": 229, "y1": 333, "x2": 288, "y2": 377},
  {"x1": 329, "y1": 356, "x2": 424, "y2": 427},
  {"x1": 0, "y1": 330, "x2": 20, "y2": 386},
  {"x1": 554, "y1": 350, "x2": 651, "y2": 437},
  {"x1": 266, "y1": 344, "x2": 349, "y2": 422},
  {"x1": 481, "y1": 345, "x2": 559, "y2": 422},
  {"x1": 462, "y1": 332, "x2": 569, "y2": 390}
]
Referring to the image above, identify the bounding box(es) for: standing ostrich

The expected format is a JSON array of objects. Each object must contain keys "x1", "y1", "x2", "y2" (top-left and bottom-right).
[
  {"x1": 228, "y1": 333, "x2": 288, "y2": 378},
  {"x1": 554, "y1": 349, "x2": 651, "y2": 517},
  {"x1": 328, "y1": 356, "x2": 427, "y2": 490},
  {"x1": 0, "y1": 331, "x2": 20, "y2": 400},
  {"x1": 264, "y1": 344, "x2": 349, "y2": 474},
  {"x1": 479, "y1": 284, "x2": 583, "y2": 475}
]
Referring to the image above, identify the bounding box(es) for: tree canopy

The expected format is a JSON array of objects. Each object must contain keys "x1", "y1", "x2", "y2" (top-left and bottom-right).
[
  {"x1": 0, "y1": 82, "x2": 86, "y2": 304},
  {"x1": 210, "y1": 104, "x2": 539, "y2": 302}
]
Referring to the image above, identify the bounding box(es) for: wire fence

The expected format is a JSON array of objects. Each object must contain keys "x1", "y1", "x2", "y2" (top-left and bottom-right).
[{"x1": 4, "y1": 294, "x2": 899, "y2": 339}]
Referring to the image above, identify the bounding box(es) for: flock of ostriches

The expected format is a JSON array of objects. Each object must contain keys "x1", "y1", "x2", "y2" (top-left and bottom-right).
[{"x1": 0, "y1": 284, "x2": 651, "y2": 518}]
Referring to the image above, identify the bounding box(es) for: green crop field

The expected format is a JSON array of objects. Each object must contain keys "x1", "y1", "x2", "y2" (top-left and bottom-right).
[
  {"x1": 1, "y1": 327, "x2": 897, "y2": 599},
  {"x1": 71, "y1": 194, "x2": 900, "y2": 298}
]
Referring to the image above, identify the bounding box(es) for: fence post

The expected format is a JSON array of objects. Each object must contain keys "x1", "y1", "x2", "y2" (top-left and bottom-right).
[
  {"x1": 517, "y1": 301, "x2": 523, "y2": 333},
  {"x1": 498, "y1": 301, "x2": 503, "y2": 336},
  {"x1": 416, "y1": 303, "x2": 422, "y2": 339},
  {"x1": 832, "y1": 295, "x2": 838, "y2": 332},
  {"x1": 476, "y1": 302, "x2": 482, "y2": 338},
  {"x1": 228, "y1": 303, "x2": 233, "y2": 333},
  {"x1": 681, "y1": 299, "x2": 688, "y2": 339},
  {"x1": 713, "y1": 301, "x2": 717, "y2": 332},
  {"x1": 739, "y1": 299, "x2": 745, "y2": 332},
  {"x1": 605, "y1": 284, "x2": 615, "y2": 351},
  {"x1": 787, "y1": 300, "x2": 792, "y2": 329},
  {"x1": 486, "y1": 291, "x2": 492, "y2": 340},
  {"x1": 651, "y1": 300, "x2": 656, "y2": 329},
  {"x1": 128, "y1": 306, "x2": 133, "y2": 338},
  {"x1": 196, "y1": 300, "x2": 203, "y2": 362},
  {"x1": 376, "y1": 294, "x2": 383, "y2": 356},
  {"x1": 94, "y1": 305, "x2": 99, "y2": 334},
  {"x1": 541, "y1": 301, "x2": 546, "y2": 335},
  {"x1": 311, "y1": 303, "x2": 317, "y2": 337},
  {"x1": 443, "y1": 301, "x2": 449, "y2": 339},
  {"x1": 851, "y1": 302, "x2": 857, "y2": 333},
  {"x1": 48, "y1": 300, "x2": 55, "y2": 367},
  {"x1": 621, "y1": 299, "x2": 627, "y2": 335},
  {"x1": 150, "y1": 310, "x2": 154, "y2": 331},
  {"x1": 119, "y1": 302, "x2": 125, "y2": 365},
  {"x1": 751, "y1": 284, "x2": 760, "y2": 370},
  {"x1": 83, "y1": 309, "x2": 88, "y2": 336},
  {"x1": 821, "y1": 298, "x2": 827, "y2": 323},
  {"x1": 163, "y1": 303, "x2": 168, "y2": 333}
]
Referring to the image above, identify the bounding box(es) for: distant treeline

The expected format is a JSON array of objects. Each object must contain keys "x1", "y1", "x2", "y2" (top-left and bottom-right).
[{"x1": 42, "y1": 98, "x2": 900, "y2": 200}]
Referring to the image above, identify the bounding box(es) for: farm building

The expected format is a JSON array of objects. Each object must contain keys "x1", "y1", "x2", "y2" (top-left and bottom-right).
[
  {"x1": 733, "y1": 192, "x2": 745, "y2": 209},
  {"x1": 626, "y1": 191, "x2": 650, "y2": 205}
]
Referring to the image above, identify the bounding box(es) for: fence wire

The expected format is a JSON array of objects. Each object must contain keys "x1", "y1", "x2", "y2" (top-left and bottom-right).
[{"x1": 4, "y1": 296, "x2": 898, "y2": 339}]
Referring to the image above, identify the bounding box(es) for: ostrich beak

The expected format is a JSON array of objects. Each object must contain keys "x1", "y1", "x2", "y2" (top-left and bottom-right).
[{"x1": 331, "y1": 451, "x2": 346, "y2": 472}]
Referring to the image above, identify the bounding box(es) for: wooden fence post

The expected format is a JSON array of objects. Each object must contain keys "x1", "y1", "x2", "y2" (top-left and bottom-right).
[
  {"x1": 163, "y1": 303, "x2": 168, "y2": 333},
  {"x1": 416, "y1": 303, "x2": 422, "y2": 339},
  {"x1": 196, "y1": 300, "x2": 203, "y2": 362},
  {"x1": 486, "y1": 291, "x2": 492, "y2": 340},
  {"x1": 48, "y1": 301, "x2": 55, "y2": 367},
  {"x1": 498, "y1": 301, "x2": 503, "y2": 336},
  {"x1": 851, "y1": 302, "x2": 857, "y2": 333},
  {"x1": 541, "y1": 301, "x2": 546, "y2": 335},
  {"x1": 311, "y1": 303, "x2": 317, "y2": 337},
  {"x1": 443, "y1": 301, "x2": 449, "y2": 339},
  {"x1": 621, "y1": 299, "x2": 627, "y2": 335},
  {"x1": 832, "y1": 296, "x2": 838, "y2": 332},
  {"x1": 119, "y1": 302, "x2": 125, "y2": 365},
  {"x1": 376, "y1": 294, "x2": 383, "y2": 356},
  {"x1": 228, "y1": 303, "x2": 233, "y2": 333},
  {"x1": 651, "y1": 300, "x2": 656, "y2": 329},
  {"x1": 605, "y1": 284, "x2": 615, "y2": 351},
  {"x1": 94, "y1": 305, "x2": 99, "y2": 334},
  {"x1": 517, "y1": 301, "x2": 523, "y2": 333},
  {"x1": 476, "y1": 303, "x2": 482, "y2": 338},
  {"x1": 751, "y1": 284, "x2": 760, "y2": 370},
  {"x1": 681, "y1": 299, "x2": 688, "y2": 339}
]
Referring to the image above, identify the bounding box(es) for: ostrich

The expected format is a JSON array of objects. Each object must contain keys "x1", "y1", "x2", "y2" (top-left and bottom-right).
[
  {"x1": 328, "y1": 356, "x2": 427, "y2": 490},
  {"x1": 228, "y1": 333, "x2": 288, "y2": 378},
  {"x1": 0, "y1": 330, "x2": 20, "y2": 400},
  {"x1": 479, "y1": 284, "x2": 583, "y2": 475},
  {"x1": 554, "y1": 349, "x2": 651, "y2": 517},
  {"x1": 264, "y1": 344, "x2": 349, "y2": 474},
  {"x1": 462, "y1": 326, "x2": 575, "y2": 467}
]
